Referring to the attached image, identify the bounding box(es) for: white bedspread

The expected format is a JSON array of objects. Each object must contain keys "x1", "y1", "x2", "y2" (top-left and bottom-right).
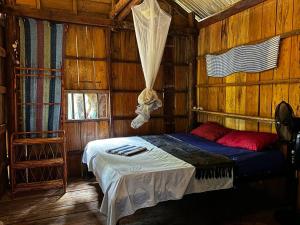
[{"x1": 82, "y1": 136, "x2": 233, "y2": 225}]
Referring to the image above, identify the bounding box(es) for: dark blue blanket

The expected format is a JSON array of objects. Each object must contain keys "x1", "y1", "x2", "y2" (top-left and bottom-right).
[
  {"x1": 142, "y1": 135, "x2": 234, "y2": 180},
  {"x1": 170, "y1": 133, "x2": 285, "y2": 180}
]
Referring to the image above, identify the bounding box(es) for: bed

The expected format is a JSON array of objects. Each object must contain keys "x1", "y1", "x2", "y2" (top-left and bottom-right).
[{"x1": 82, "y1": 131, "x2": 285, "y2": 225}]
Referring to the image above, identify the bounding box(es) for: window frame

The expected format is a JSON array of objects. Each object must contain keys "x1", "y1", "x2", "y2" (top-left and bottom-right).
[{"x1": 65, "y1": 90, "x2": 110, "y2": 122}]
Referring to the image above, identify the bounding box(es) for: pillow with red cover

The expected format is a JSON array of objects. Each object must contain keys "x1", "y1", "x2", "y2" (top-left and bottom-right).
[
  {"x1": 190, "y1": 122, "x2": 232, "y2": 141},
  {"x1": 217, "y1": 131, "x2": 278, "y2": 151}
]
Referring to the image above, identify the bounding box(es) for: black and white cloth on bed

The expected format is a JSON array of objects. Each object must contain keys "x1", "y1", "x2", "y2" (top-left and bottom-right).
[{"x1": 82, "y1": 133, "x2": 285, "y2": 225}]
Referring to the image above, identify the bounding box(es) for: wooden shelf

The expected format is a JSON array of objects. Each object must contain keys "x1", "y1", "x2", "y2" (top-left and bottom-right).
[
  {"x1": 12, "y1": 158, "x2": 64, "y2": 169},
  {"x1": 12, "y1": 137, "x2": 64, "y2": 145},
  {"x1": 14, "y1": 179, "x2": 64, "y2": 194},
  {"x1": 11, "y1": 64, "x2": 66, "y2": 196}
]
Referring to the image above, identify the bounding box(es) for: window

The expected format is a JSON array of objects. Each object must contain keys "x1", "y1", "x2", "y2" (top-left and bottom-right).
[{"x1": 66, "y1": 91, "x2": 109, "y2": 120}]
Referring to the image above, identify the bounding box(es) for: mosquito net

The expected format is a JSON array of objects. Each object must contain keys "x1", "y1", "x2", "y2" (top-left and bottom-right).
[{"x1": 131, "y1": 0, "x2": 171, "y2": 129}]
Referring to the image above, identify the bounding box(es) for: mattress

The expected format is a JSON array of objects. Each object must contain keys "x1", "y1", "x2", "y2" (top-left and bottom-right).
[
  {"x1": 82, "y1": 136, "x2": 233, "y2": 225},
  {"x1": 170, "y1": 133, "x2": 285, "y2": 180}
]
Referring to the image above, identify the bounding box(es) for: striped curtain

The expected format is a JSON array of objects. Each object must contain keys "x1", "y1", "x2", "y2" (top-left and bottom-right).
[{"x1": 19, "y1": 18, "x2": 63, "y2": 132}]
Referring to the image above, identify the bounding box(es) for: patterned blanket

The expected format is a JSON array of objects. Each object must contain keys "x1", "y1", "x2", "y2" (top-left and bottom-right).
[{"x1": 142, "y1": 135, "x2": 235, "y2": 179}]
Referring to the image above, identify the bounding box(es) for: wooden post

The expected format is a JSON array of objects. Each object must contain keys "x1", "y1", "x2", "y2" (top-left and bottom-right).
[
  {"x1": 5, "y1": 14, "x2": 17, "y2": 136},
  {"x1": 0, "y1": 12, "x2": 8, "y2": 198},
  {"x1": 106, "y1": 28, "x2": 114, "y2": 137},
  {"x1": 163, "y1": 37, "x2": 175, "y2": 133},
  {"x1": 187, "y1": 12, "x2": 197, "y2": 130}
]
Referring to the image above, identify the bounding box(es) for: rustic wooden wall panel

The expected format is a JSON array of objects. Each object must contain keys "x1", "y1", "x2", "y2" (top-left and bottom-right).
[
  {"x1": 111, "y1": 63, "x2": 164, "y2": 91},
  {"x1": 197, "y1": 0, "x2": 300, "y2": 133},
  {"x1": 16, "y1": 0, "x2": 37, "y2": 7},
  {"x1": 276, "y1": 0, "x2": 294, "y2": 35},
  {"x1": 80, "y1": 121, "x2": 109, "y2": 148},
  {"x1": 65, "y1": 122, "x2": 82, "y2": 152},
  {"x1": 289, "y1": 84, "x2": 300, "y2": 116},
  {"x1": 174, "y1": 93, "x2": 187, "y2": 115},
  {"x1": 262, "y1": 0, "x2": 277, "y2": 39},
  {"x1": 16, "y1": 0, "x2": 112, "y2": 15},
  {"x1": 0, "y1": 130, "x2": 7, "y2": 196},
  {"x1": 112, "y1": 93, "x2": 139, "y2": 117},
  {"x1": 175, "y1": 118, "x2": 188, "y2": 132},
  {"x1": 67, "y1": 152, "x2": 82, "y2": 178},
  {"x1": 111, "y1": 28, "x2": 192, "y2": 136},
  {"x1": 0, "y1": 17, "x2": 7, "y2": 197},
  {"x1": 0, "y1": 95, "x2": 5, "y2": 125},
  {"x1": 112, "y1": 31, "x2": 138, "y2": 61},
  {"x1": 77, "y1": 0, "x2": 111, "y2": 15},
  {"x1": 113, "y1": 119, "x2": 165, "y2": 137},
  {"x1": 65, "y1": 25, "x2": 107, "y2": 58},
  {"x1": 290, "y1": 35, "x2": 300, "y2": 77},
  {"x1": 64, "y1": 24, "x2": 110, "y2": 178},
  {"x1": 41, "y1": 0, "x2": 73, "y2": 10},
  {"x1": 293, "y1": 0, "x2": 300, "y2": 29},
  {"x1": 64, "y1": 60, "x2": 108, "y2": 90},
  {"x1": 249, "y1": 4, "x2": 263, "y2": 42},
  {"x1": 175, "y1": 66, "x2": 188, "y2": 90},
  {"x1": 112, "y1": 92, "x2": 164, "y2": 117}
]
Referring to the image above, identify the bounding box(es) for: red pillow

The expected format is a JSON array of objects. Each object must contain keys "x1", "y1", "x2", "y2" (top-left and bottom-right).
[
  {"x1": 217, "y1": 131, "x2": 278, "y2": 151},
  {"x1": 190, "y1": 122, "x2": 232, "y2": 141}
]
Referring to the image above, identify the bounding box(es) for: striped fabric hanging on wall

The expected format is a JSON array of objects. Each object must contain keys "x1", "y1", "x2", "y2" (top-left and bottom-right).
[
  {"x1": 19, "y1": 18, "x2": 63, "y2": 132},
  {"x1": 206, "y1": 36, "x2": 280, "y2": 77}
]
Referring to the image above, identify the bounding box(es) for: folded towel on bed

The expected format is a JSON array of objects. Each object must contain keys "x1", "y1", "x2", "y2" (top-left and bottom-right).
[{"x1": 106, "y1": 145, "x2": 147, "y2": 156}]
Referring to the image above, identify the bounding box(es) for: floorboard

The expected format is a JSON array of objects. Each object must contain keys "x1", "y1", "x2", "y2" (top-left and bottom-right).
[{"x1": 0, "y1": 179, "x2": 290, "y2": 225}]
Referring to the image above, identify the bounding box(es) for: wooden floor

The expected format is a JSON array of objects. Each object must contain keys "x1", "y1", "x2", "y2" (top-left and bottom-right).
[{"x1": 0, "y1": 179, "x2": 292, "y2": 225}]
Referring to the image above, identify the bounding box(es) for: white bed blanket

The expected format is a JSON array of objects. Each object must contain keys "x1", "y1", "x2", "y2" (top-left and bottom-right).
[{"x1": 82, "y1": 136, "x2": 233, "y2": 225}]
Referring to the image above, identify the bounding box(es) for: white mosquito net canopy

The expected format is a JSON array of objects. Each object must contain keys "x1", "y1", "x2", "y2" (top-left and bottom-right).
[{"x1": 131, "y1": 0, "x2": 171, "y2": 129}]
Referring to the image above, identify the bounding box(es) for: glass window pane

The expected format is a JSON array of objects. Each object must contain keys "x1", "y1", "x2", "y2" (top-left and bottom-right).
[
  {"x1": 99, "y1": 94, "x2": 108, "y2": 118},
  {"x1": 84, "y1": 93, "x2": 98, "y2": 119},
  {"x1": 67, "y1": 93, "x2": 73, "y2": 120},
  {"x1": 73, "y1": 93, "x2": 85, "y2": 120}
]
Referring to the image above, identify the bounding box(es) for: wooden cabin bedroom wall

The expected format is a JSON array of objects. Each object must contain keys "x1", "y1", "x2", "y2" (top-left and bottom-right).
[
  {"x1": 63, "y1": 24, "x2": 111, "y2": 177},
  {"x1": 3, "y1": 0, "x2": 196, "y2": 178},
  {"x1": 197, "y1": 0, "x2": 300, "y2": 133},
  {"x1": 0, "y1": 14, "x2": 8, "y2": 197},
  {"x1": 64, "y1": 25, "x2": 194, "y2": 177}
]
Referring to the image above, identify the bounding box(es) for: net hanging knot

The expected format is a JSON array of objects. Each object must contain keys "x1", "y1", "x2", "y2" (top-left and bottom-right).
[{"x1": 131, "y1": 88, "x2": 162, "y2": 129}]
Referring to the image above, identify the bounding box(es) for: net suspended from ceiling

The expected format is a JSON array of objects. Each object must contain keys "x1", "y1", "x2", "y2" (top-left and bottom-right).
[{"x1": 131, "y1": 0, "x2": 171, "y2": 129}]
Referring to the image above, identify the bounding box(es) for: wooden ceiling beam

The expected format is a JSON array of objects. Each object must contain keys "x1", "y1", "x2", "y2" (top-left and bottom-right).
[
  {"x1": 110, "y1": 0, "x2": 132, "y2": 19},
  {"x1": 117, "y1": 0, "x2": 141, "y2": 21},
  {"x1": 198, "y1": 0, "x2": 267, "y2": 28},
  {"x1": 1, "y1": 5, "x2": 113, "y2": 27}
]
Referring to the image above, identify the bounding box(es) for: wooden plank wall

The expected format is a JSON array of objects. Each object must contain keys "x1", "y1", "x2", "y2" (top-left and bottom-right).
[
  {"x1": 111, "y1": 31, "x2": 192, "y2": 136},
  {"x1": 0, "y1": 15, "x2": 8, "y2": 197},
  {"x1": 111, "y1": 30, "x2": 165, "y2": 136},
  {"x1": 197, "y1": 0, "x2": 300, "y2": 133},
  {"x1": 64, "y1": 25, "x2": 110, "y2": 177}
]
